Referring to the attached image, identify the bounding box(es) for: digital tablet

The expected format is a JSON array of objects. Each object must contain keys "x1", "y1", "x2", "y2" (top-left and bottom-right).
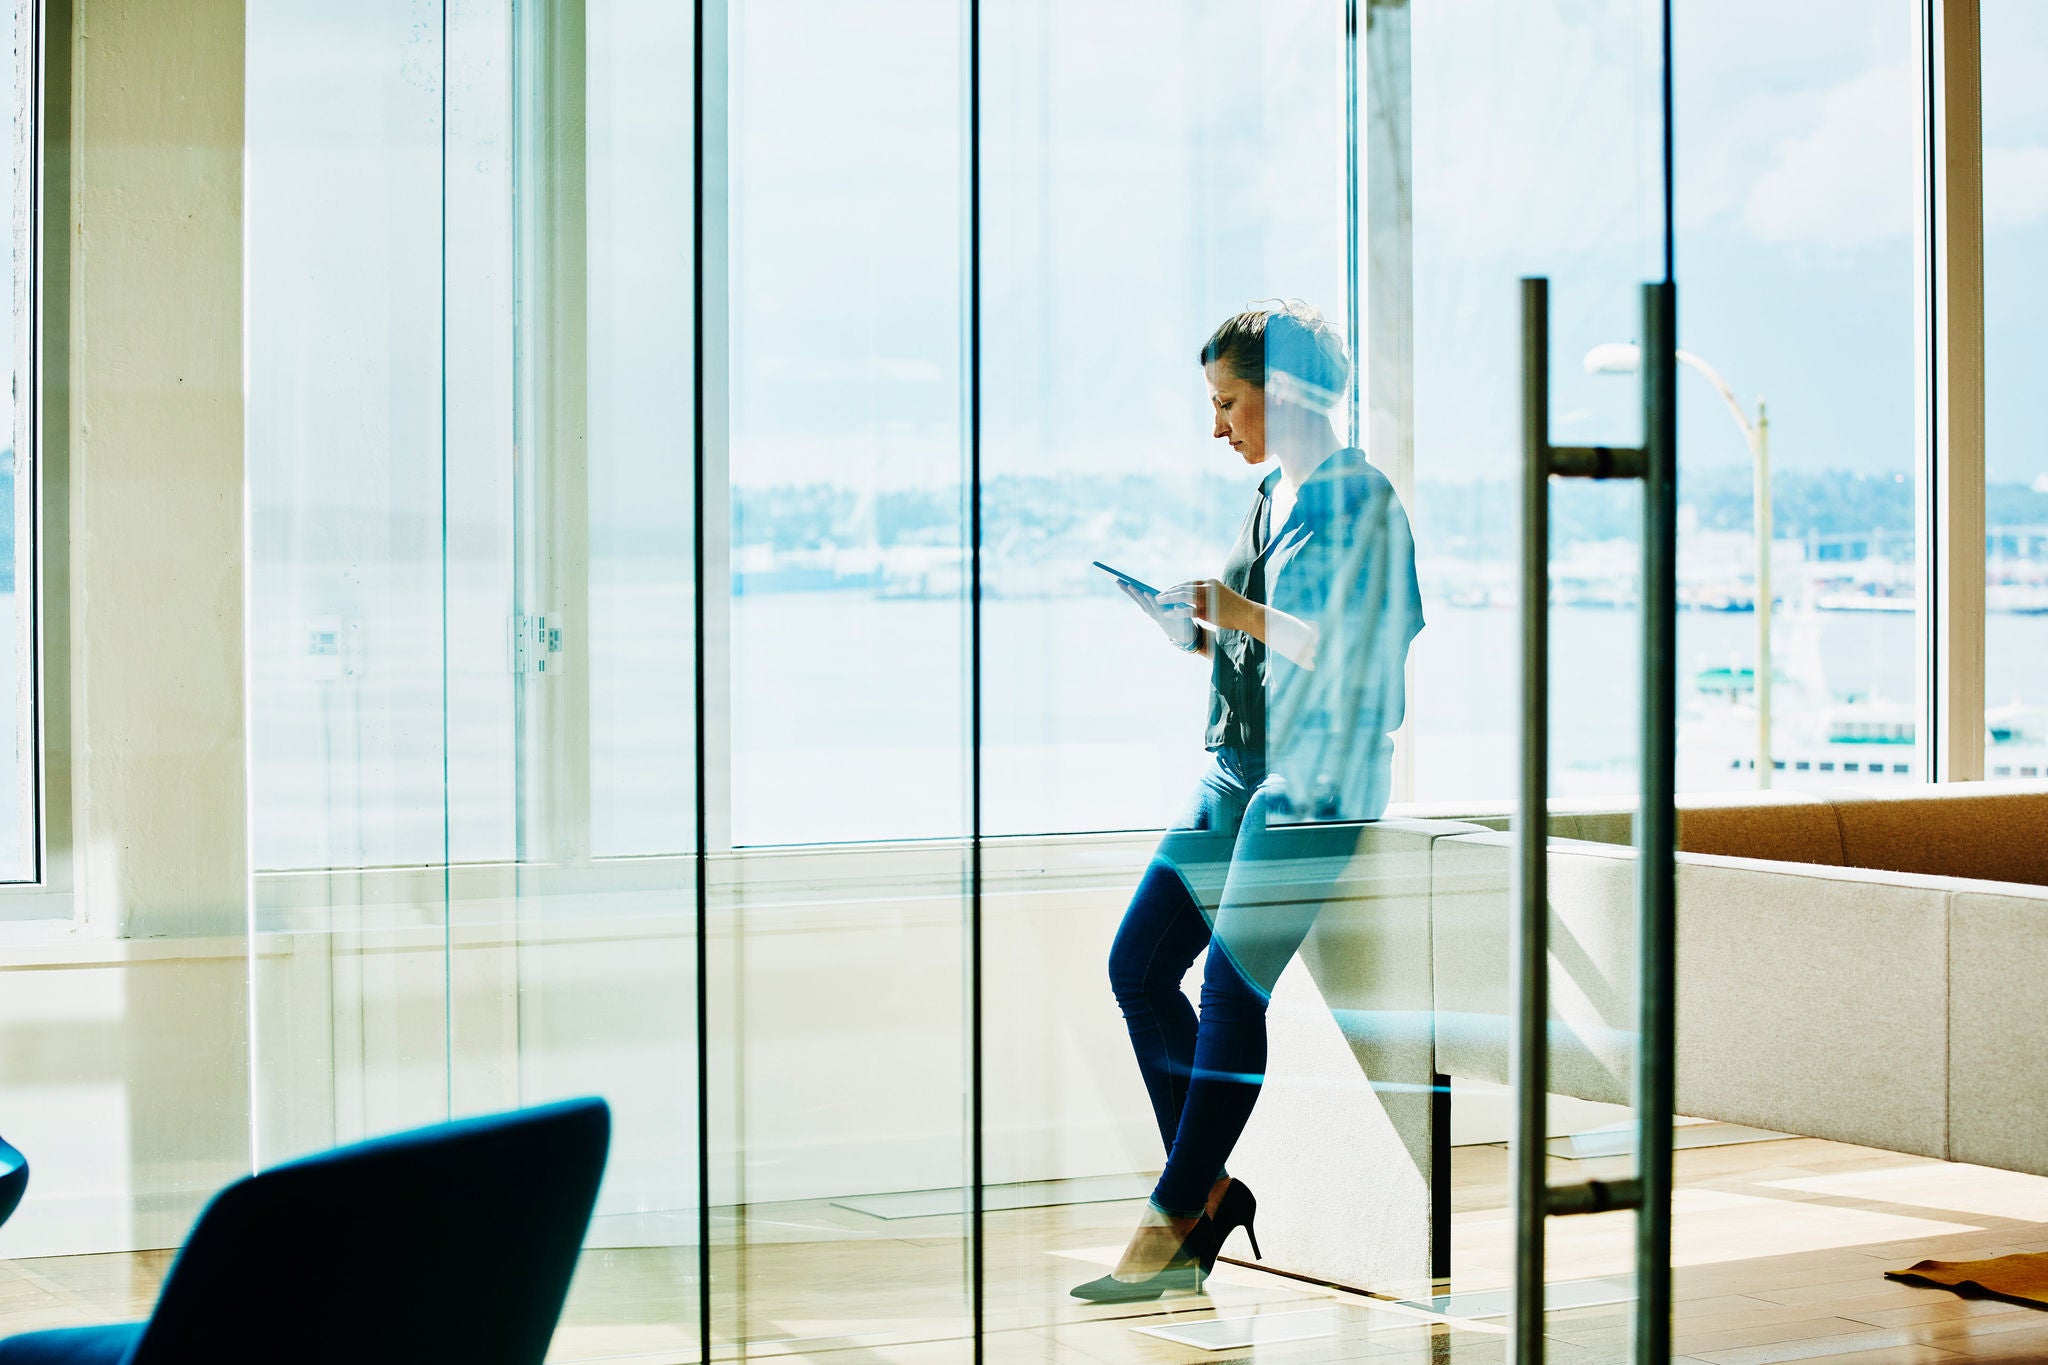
[
  {"x1": 1095, "y1": 560, "x2": 1198, "y2": 649},
  {"x1": 1092, "y1": 560, "x2": 1164, "y2": 600}
]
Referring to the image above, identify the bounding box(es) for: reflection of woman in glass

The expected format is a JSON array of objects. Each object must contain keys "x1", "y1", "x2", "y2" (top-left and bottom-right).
[{"x1": 1073, "y1": 302, "x2": 1423, "y2": 1302}]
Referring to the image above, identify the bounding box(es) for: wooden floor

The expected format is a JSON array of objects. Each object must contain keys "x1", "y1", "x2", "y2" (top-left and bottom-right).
[{"x1": 6, "y1": 1133, "x2": 2048, "y2": 1362}]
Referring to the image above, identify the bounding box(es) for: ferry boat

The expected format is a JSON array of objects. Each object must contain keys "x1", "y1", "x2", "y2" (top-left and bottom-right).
[{"x1": 1684, "y1": 678, "x2": 2048, "y2": 784}]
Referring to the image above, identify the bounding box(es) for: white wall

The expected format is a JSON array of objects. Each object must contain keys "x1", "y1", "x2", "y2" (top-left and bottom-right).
[
  {"x1": 0, "y1": 943, "x2": 247, "y2": 1257},
  {"x1": 0, "y1": 0, "x2": 253, "y2": 1261}
]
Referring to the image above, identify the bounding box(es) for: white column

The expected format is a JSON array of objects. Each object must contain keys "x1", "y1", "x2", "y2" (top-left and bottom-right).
[
  {"x1": 69, "y1": 0, "x2": 248, "y2": 940},
  {"x1": 64, "y1": 0, "x2": 252, "y2": 1244}
]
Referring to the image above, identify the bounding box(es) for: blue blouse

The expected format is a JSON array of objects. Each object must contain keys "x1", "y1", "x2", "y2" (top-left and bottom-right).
[{"x1": 1209, "y1": 447, "x2": 1424, "y2": 822}]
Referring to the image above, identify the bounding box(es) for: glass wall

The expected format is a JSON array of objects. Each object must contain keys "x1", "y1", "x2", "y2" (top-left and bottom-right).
[
  {"x1": 246, "y1": 1, "x2": 702, "y2": 1358},
  {"x1": 1984, "y1": 0, "x2": 2048, "y2": 778},
  {"x1": 715, "y1": 0, "x2": 973, "y2": 1352},
  {"x1": 1412, "y1": 2, "x2": 1667, "y2": 1353},
  {"x1": 237, "y1": 0, "x2": 1667, "y2": 1359},
  {"x1": 23, "y1": 3, "x2": 2048, "y2": 1364},
  {"x1": 246, "y1": 0, "x2": 462, "y2": 1198}
]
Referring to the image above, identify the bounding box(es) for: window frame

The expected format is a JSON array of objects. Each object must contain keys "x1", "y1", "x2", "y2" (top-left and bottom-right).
[
  {"x1": 1920, "y1": 0, "x2": 1988, "y2": 783},
  {"x1": 0, "y1": 0, "x2": 69, "y2": 917}
]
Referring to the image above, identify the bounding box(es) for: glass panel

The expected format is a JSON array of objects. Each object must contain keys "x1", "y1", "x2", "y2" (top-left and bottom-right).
[
  {"x1": 586, "y1": 0, "x2": 699, "y2": 858},
  {"x1": 247, "y1": 2, "x2": 702, "y2": 1358},
  {"x1": 984, "y1": 0, "x2": 1663, "y2": 1357},
  {"x1": 725, "y1": 0, "x2": 967, "y2": 849},
  {"x1": 1984, "y1": 0, "x2": 2048, "y2": 776},
  {"x1": 247, "y1": 1, "x2": 458, "y2": 1165},
  {"x1": 711, "y1": 0, "x2": 971, "y2": 1354},
  {"x1": 504, "y1": 0, "x2": 703, "y2": 1355},
  {"x1": 1412, "y1": 0, "x2": 1663, "y2": 1347},
  {"x1": 981, "y1": 1, "x2": 1348, "y2": 838},
  {"x1": 249, "y1": 2, "x2": 511, "y2": 877},
  {"x1": 1673, "y1": 0, "x2": 1923, "y2": 792},
  {"x1": 980, "y1": 1, "x2": 1384, "y2": 1351}
]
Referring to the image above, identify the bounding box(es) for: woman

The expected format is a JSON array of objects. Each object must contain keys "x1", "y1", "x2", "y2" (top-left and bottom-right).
[{"x1": 1073, "y1": 302, "x2": 1423, "y2": 1303}]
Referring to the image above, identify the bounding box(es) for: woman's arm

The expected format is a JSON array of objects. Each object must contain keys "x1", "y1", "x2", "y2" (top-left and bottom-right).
[
  {"x1": 1159, "y1": 580, "x2": 1318, "y2": 669},
  {"x1": 1259, "y1": 606, "x2": 1317, "y2": 668}
]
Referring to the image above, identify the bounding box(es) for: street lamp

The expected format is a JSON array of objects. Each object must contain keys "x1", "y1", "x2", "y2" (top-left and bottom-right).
[{"x1": 1585, "y1": 343, "x2": 1774, "y2": 788}]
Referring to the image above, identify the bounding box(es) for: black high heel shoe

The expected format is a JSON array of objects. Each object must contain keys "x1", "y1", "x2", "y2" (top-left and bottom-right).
[
  {"x1": 1069, "y1": 1216, "x2": 1211, "y2": 1303},
  {"x1": 1189, "y1": 1180, "x2": 1261, "y2": 1273}
]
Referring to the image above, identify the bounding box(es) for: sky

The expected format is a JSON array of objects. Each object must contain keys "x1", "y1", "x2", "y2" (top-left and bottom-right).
[
  {"x1": 241, "y1": 0, "x2": 2048, "y2": 517},
  {"x1": 724, "y1": 0, "x2": 2048, "y2": 489}
]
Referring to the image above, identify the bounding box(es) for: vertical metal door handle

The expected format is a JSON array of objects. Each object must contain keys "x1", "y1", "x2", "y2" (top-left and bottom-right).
[{"x1": 1511, "y1": 276, "x2": 1678, "y2": 1365}]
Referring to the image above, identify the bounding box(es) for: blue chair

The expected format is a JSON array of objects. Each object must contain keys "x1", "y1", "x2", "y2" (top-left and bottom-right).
[
  {"x1": 0, "y1": 1098, "x2": 609, "y2": 1365},
  {"x1": 0, "y1": 1135, "x2": 25, "y2": 1230}
]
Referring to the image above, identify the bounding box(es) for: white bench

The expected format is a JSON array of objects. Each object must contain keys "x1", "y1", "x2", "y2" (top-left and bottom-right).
[{"x1": 1234, "y1": 783, "x2": 2048, "y2": 1297}]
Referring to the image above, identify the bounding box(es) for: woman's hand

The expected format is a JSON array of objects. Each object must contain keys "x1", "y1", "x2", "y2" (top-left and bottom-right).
[
  {"x1": 1116, "y1": 580, "x2": 1203, "y2": 651},
  {"x1": 1161, "y1": 579, "x2": 1318, "y2": 667},
  {"x1": 1160, "y1": 579, "x2": 1257, "y2": 636}
]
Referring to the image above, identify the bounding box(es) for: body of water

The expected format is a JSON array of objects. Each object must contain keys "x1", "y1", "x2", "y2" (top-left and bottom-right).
[{"x1": 245, "y1": 577, "x2": 2048, "y2": 859}]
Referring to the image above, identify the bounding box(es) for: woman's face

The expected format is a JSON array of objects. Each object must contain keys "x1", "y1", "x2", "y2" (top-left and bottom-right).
[{"x1": 1205, "y1": 361, "x2": 1266, "y2": 466}]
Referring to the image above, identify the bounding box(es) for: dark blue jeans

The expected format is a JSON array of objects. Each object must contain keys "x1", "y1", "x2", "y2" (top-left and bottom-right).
[{"x1": 1109, "y1": 747, "x2": 1358, "y2": 1218}]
